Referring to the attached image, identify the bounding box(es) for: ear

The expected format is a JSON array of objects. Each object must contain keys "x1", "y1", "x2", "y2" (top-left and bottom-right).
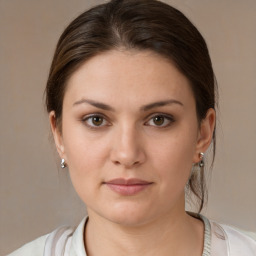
[
  {"x1": 193, "y1": 108, "x2": 216, "y2": 163},
  {"x1": 49, "y1": 111, "x2": 66, "y2": 160}
]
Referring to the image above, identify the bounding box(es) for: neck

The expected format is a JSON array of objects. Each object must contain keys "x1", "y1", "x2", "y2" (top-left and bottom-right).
[{"x1": 84, "y1": 204, "x2": 204, "y2": 256}]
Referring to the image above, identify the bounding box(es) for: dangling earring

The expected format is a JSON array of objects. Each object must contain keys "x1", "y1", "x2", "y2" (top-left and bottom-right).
[
  {"x1": 60, "y1": 158, "x2": 66, "y2": 169},
  {"x1": 199, "y1": 152, "x2": 204, "y2": 167}
]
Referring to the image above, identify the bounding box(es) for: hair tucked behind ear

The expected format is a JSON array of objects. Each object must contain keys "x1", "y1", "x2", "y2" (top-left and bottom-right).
[{"x1": 45, "y1": 0, "x2": 217, "y2": 212}]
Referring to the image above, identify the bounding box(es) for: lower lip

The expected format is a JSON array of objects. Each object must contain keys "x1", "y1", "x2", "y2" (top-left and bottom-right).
[{"x1": 105, "y1": 184, "x2": 152, "y2": 196}]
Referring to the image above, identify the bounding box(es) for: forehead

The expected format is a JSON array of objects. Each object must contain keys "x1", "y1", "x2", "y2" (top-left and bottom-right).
[{"x1": 64, "y1": 50, "x2": 195, "y2": 109}]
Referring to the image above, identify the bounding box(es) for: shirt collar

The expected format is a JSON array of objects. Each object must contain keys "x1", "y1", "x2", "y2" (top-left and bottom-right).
[{"x1": 69, "y1": 217, "x2": 88, "y2": 256}]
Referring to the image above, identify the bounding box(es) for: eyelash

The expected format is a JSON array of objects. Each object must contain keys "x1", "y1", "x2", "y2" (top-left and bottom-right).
[
  {"x1": 81, "y1": 113, "x2": 175, "y2": 129},
  {"x1": 145, "y1": 113, "x2": 175, "y2": 128},
  {"x1": 81, "y1": 114, "x2": 110, "y2": 129}
]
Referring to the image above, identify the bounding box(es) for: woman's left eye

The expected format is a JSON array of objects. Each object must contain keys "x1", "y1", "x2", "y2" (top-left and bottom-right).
[{"x1": 145, "y1": 114, "x2": 174, "y2": 127}]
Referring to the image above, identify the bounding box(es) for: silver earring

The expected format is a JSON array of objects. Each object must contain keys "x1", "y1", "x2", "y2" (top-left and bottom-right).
[
  {"x1": 60, "y1": 158, "x2": 66, "y2": 169},
  {"x1": 199, "y1": 152, "x2": 204, "y2": 167}
]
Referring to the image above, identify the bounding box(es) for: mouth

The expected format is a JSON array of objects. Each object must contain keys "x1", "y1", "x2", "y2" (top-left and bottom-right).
[{"x1": 103, "y1": 178, "x2": 153, "y2": 196}]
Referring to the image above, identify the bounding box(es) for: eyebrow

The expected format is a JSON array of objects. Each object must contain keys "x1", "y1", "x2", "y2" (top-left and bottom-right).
[
  {"x1": 140, "y1": 99, "x2": 183, "y2": 111},
  {"x1": 73, "y1": 99, "x2": 115, "y2": 111},
  {"x1": 73, "y1": 98, "x2": 183, "y2": 111}
]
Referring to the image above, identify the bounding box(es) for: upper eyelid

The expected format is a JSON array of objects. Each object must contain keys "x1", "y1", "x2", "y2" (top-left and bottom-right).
[
  {"x1": 144, "y1": 112, "x2": 174, "y2": 121},
  {"x1": 82, "y1": 112, "x2": 108, "y2": 120}
]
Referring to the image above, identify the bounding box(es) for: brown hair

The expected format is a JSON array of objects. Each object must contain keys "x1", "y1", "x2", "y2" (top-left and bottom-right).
[{"x1": 45, "y1": 0, "x2": 217, "y2": 212}]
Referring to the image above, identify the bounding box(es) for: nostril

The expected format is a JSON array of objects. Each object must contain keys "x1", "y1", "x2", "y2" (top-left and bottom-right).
[
  {"x1": 113, "y1": 160, "x2": 121, "y2": 165},
  {"x1": 112, "y1": 159, "x2": 140, "y2": 167}
]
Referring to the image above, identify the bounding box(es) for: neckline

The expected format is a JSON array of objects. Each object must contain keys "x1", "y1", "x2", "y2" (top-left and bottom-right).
[
  {"x1": 80, "y1": 213, "x2": 211, "y2": 256},
  {"x1": 187, "y1": 212, "x2": 211, "y2": 256}
]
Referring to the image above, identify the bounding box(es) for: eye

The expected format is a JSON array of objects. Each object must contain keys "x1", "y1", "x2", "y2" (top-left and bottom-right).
[
  {"x1": 82, "y1": 114, "x2": 109, "y2": 128},
  {"x1": 145, "y1": 114, "x2": 174, "y2": 127}
]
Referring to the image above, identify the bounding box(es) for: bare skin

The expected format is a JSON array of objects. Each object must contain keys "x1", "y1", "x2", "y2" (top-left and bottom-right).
[
  {"x1": 85, "y1": 197, "x2": 204, "y2": 256},
  {"x1": 50, "y1": 49, "x2": 215, "y2": 256}
]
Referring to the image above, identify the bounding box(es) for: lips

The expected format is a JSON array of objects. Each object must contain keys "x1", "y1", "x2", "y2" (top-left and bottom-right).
[{"x1": 103, "y1": 178, "x2": 153, "y2": 196}]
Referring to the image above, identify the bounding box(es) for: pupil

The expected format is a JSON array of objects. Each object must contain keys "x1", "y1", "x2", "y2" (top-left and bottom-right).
[
  {"x1": 154, "y1": 116, "x2": 164, "y2": 125},
  {"x1": 93, "y1": 116, "x2": 103, "y2": 126}
]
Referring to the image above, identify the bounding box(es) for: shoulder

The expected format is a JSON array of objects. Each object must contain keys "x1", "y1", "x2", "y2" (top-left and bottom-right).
[
  {"x1": 6, "y1": 225, "x2": 75, "y2": 256},
  {"x1": 7, "y1": 234, "x2": 49, "y2": 256},
  {"x1": 6, "y1": 218, "x2": 88, "y2": 256},
  {"x1": 211, "y1": 220, "x2": 256, "y2": 255}
]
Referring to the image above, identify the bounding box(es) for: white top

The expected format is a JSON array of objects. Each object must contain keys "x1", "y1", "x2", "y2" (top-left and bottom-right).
[{"x1": 7, "y1": 214, "x2": 256, "y2": 256}]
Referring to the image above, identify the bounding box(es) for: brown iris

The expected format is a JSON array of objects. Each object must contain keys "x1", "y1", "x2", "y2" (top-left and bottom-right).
[
  {"x1": 153, "y1": 116, "x2": 165, "y2": 126},
  {"x1": 92, "y1": 116, "x2": 103, "y2": 126}
]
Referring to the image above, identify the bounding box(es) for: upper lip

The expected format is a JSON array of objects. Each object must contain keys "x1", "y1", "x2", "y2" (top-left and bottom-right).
[{"x1": 104, "y1": 178, "x2": 152, "y2": 185}]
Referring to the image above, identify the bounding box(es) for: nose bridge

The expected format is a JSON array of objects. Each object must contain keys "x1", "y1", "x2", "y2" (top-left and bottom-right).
[
  {"x1": 111, "y1": 121, "x2": 145, "y2": 167},
  {"x1": 120, "y1": 123, "x2": 137, "y2": 152}
]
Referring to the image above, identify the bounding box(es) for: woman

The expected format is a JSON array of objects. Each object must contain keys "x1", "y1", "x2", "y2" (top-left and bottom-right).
[{"x1": 8, "y1": 0, "x2": 256, "y2": 255}]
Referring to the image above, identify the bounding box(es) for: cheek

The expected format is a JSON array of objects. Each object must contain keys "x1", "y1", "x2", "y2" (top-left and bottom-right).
[
  {"x1": 65, "y1": 137, "x2": 108, "y2": 176},
  {"x1": 61, "y1": 122, "x2": 110, "y2": 192},
  {"x1": 149, "y1": 126, "x2": 198, "y2": 185},
  {"x1": 63, "y1": 138, "x2": 109, "y2": 205},
  {"x1": 63, "y1": 116, "x2": 107, "y2": 163}
]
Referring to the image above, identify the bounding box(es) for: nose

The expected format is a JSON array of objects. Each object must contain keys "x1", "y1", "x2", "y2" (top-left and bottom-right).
[{"x1": 110, "y1": 125, "x2": 146, "y2": 168}]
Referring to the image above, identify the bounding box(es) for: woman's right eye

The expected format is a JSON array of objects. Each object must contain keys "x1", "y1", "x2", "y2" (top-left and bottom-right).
[{"x1": 82, "y1": 115, "x2": 109, "y2": 128}]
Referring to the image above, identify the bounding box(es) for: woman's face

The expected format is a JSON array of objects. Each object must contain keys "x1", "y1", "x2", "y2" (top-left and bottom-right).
[{"x1": 51, "y1": 50, "x2": 214, "y2": 226}]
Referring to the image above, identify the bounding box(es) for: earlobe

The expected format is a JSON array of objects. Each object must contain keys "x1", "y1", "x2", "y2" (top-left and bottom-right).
[
  {"x1": 193, "y1": 108, "x2": 216, "y2": 163},
  {"x1": 49, "y1": 111, "x2": 65, "y2": 159}
]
